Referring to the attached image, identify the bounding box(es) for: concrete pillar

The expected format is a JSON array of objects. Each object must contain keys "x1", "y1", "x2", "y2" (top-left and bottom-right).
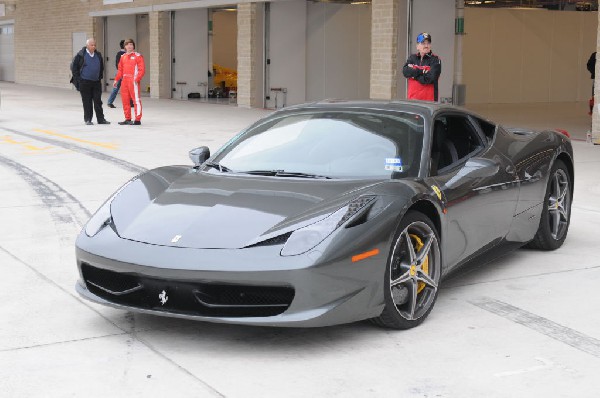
[
  {"x1": 149, "y1": 11, "x2": 171, "y2": 99},
  {"x1": 237, "y1": 3, "x2": 258, "y2": 108},
  {"x1": 370, "y1": 0, "x2": 399, "y2": 100}
]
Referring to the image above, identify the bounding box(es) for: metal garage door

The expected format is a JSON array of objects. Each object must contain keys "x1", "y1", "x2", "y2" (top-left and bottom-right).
[{"x1": 0, "y1": 24, "x2": 14, "y2": 82}]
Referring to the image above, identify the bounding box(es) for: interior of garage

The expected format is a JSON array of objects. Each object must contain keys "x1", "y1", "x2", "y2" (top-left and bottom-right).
[
  {"x1": 463, "y1": 7, "x2": 597, "y2": 104},
  {"x1": 1, "y1": 0, "x2": 598, "y2": 112},
  {"x1": 104, "y1": 14, "x2": 151, "y2": 97}
]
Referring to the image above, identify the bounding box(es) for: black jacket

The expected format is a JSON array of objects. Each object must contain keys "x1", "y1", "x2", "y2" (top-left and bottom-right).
[
  {"x1": 587, "y1": 52, "x2": 596, "y2": 79},
  {"x1": 402, "y1": 51, "x2": 442, "y2": 101},
  {"x1": 70, "y1": 47, "x2": 105, "y2": 90},
  {"x1": 115, "y1": 49, "x2": 126, "y2": 69}
]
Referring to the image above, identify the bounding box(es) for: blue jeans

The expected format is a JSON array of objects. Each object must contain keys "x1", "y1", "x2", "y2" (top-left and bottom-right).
[{"x1": 107, "y1": 79, "x2": 121, "y2": 105}]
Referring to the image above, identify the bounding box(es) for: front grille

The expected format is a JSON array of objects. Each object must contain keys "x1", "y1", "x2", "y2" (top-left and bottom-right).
[{"x1": 80, "y1": 262, "x2": 295, "y2": 318}]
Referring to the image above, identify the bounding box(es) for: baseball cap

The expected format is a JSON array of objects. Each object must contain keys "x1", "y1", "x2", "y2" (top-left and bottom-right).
[{"x1": 416, "y1": 32, "x2": 431, "y2": 43}]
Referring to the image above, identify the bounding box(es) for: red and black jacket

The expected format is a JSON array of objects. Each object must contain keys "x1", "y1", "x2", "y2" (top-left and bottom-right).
[{"x1": 402, "y1": 51, "x2": 441, "y2": 101}]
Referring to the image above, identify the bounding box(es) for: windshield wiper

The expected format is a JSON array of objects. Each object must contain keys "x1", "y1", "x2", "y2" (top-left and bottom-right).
[
  {"x1": 275, "y1": 171, "x2": 332, "y2": 179},
  {"x1": 241, "y1": 169, "x2": 280, "y2": 176},
  {"x1": 204, "y1": 161, "x2": 233, "y2": 173},
  {"x1": 241, "y1": 170, "x2": 331, "y2": 179}
]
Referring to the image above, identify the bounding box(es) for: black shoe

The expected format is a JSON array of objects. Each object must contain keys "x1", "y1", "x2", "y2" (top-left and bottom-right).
[
  {"x1": 85, "y1": 121, "x2": 93, "y2": 125},
  {"x1": 107, "y1": 103, "x2": 116, "y2": 108},
  {"x1": 118, "y1": 120, "x2": 132, "y2": 125},
  {"x1": 97, "y1": 120, "x2": 111, "y2": 125},
  {"x1": 133, "y1": 121, "x2": 141, "y2": 125}
]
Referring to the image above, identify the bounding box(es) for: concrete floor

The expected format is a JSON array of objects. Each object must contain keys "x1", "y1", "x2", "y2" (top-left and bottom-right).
[{"x1": 1, "y1": 82, "x2": 599, "y2": 397}]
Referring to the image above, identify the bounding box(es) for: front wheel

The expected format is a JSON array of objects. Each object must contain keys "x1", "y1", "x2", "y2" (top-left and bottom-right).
[
  {"x1": 526, "y1": 160, "x2": 572, "y2": 250},
  {"x1": 371, "y1": 211, "x2": 441, "y2": 330}
]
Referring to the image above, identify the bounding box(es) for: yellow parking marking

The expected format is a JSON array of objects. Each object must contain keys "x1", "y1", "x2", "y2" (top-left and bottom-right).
[
  {"x1": 33, "y1": 129, "x2": 118, "y2": 150},
  {"x1": 0, "y1": 135, "x2": 52, "y2": 151}
]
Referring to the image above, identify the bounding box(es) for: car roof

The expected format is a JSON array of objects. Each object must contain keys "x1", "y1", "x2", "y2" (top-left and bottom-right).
[{"x1": 277, "y1": 99, "x2": 462, "y2": 118}]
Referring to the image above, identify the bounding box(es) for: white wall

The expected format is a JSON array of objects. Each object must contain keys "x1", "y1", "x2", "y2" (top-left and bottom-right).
[
  {"x1": 306, "y1": 2, "x2": 371, "y2": 102},
  {"x1": 463, "y1": 8, "x2": 598, "y2": 104},
  {"x1": 268, "y1": 1, "x2": 307, "y2": 108},
  {"x1": 410, "y1": 0, "x2": 456, "y2": 102},
  {"x1": 173, "y1": 8, "x2": 209, "y2": 100}
]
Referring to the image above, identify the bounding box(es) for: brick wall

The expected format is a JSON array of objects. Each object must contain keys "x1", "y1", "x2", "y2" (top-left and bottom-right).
[
  {"x1": 236, "y1": 3, "x2": 256, "y2": 108},
  {"x1": 148, "y1": 10, "x2": 169, "y2": 98},
  {"x1": 370, "y1": 0, "x2": 398, "y2": 100},
  {"x1": 14, "y1": 0, "x2": 94, "y2": 88}
]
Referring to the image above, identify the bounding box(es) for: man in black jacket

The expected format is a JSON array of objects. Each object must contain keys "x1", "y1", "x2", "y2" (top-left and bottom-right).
[
  {"x1": 402, "y1": 32, "x2": 441, "y2": 102},
  {"x1": 71, "y1": 38, "x2": 110, "y2": 125}
]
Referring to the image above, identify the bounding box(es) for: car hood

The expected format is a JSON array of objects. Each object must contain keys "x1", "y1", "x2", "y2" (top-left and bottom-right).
[{"x1": 110, "y1": 167, "x2": 382, "y2": 249}]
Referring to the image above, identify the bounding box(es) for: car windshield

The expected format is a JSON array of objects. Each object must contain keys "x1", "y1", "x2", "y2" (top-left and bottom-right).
[{"x1": 210, "y1": 110, "x2": 424, "y2": 179}]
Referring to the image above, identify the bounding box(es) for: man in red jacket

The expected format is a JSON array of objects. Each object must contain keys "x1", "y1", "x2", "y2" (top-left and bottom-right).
[
  {"x1": 114, "y1": 38, "x2": 145, "y2": 125},
  {"x1": 402, "y1": 32, "x2": 441, "y2": 102}
]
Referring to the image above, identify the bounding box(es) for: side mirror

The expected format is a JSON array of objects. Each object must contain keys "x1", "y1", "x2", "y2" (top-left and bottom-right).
[{"x1": 189, "y1": 146, "x2": 210, "y2": 167}]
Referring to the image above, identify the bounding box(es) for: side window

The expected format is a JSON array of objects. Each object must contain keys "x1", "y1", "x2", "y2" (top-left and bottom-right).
[
  {"x1": 430, "y1": 114, "x2": 484, "y2": 175},
  {"x1": 471, "y1": 117, "x2": 496, "y2": 144}
]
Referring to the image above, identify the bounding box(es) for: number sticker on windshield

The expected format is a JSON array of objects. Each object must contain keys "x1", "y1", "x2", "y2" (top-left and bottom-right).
[{"x1": 385, "y1": 158, "x2": 403, "y2": 172}]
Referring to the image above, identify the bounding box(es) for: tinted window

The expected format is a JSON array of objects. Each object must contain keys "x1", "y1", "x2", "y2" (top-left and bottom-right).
[
  {"x1": 212, "y1": 110, "x2": 425, "y2": 179},
  {"x1": 472, "y1": 117, "x2": 496, "y2": 143}
]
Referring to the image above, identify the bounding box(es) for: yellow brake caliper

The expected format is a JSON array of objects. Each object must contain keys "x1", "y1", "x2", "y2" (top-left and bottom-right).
[{"x1": 409, "y1": 234, "x2": 429, "y2": 293}]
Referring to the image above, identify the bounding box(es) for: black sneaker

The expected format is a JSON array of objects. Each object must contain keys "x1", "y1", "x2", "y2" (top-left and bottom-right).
[
  {"x1": 107, "y1": 103, "x2": 116, "y2": 108},
  {"x1": 97, "y1": 120, "x2": 111, "y2": 125},
  {"x1": 133, "y1": 121, "x2": 141, "y2": 125},
  {"x1": 118, "y1": 120, "x2": 132, "y2": 125},
  {"x1": 85, "y1": 121, "x2": 93, "y2": 125}
]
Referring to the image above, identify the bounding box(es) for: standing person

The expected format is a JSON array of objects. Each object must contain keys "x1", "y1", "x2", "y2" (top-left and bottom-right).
[
  {"x1": 114, "y1": 38, "x2": 145, "y2": 125},
  {"x1": 587, "y1": 51, "x2": 596, "y2": 115},
  {"x1": 402, "y1": 32, "x2": 442, "y2": 102},
  {"x1": 107, "y1": 40, "x2": 126, "y2": 108},
  {"x1": 71, "y1": 38, "x2": 110, "y2": 125}
]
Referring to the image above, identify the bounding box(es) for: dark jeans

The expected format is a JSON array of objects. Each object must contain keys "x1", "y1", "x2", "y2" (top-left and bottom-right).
[{"x1": 79, "y1": 79, "x2": 106, "y2": 122}]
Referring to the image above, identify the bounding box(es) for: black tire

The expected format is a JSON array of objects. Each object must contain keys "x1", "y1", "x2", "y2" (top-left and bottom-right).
[
  {"x1": 526, "y1": 160, "x2": 572, "y2": 250},
  {"x1": 371, "y1": 210, "x2": 441, "y2": 330}
]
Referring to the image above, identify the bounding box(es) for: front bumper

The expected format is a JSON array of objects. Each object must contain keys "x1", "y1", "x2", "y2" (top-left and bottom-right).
[{"x1": 75, "y1": 225, "x2": 389, "y2": 327}]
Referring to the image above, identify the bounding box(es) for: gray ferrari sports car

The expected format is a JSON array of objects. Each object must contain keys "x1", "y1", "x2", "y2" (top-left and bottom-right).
[{"x1": 75, "y1": 100, "x2": 574, "y2": 329}]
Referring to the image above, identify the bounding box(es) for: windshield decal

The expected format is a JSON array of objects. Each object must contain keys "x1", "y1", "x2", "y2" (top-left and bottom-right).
[{"x1": 385, "y1": 157, "x2": 403, "y2": 172}]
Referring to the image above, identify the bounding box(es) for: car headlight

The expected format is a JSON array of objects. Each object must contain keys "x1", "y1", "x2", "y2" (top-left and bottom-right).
[
  {"x1": 84, "y1": 202, "x2": 112, "y2": 237},
  {"x1": 280, "y1": 195, "x2": 375, "y2": 256},
  {"x1": 84, "y1": 178, "x2": 137, "y2": 237}
]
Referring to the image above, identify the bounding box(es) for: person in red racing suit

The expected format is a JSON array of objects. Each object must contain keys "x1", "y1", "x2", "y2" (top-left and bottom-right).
[
  {"x1": 114, "y1": 38, "x2": 145, "y2": 125},
  {"x1": 402, "y1": 32, "x2": 441, "y2": 102}
]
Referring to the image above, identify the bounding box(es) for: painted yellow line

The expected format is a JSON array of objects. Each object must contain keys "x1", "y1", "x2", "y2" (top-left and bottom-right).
[
  {"x1": 0, "y1": 135, "x2": 52, "y2": 151},
  {"x1": 33, "y1": 129, "x2": 118, "y2": 150}
]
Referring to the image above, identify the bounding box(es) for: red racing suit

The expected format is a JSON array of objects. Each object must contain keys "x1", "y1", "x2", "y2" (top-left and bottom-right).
[
  {"x1": 114, "y1": 51, "x2": 145, "y2": 121},
  {"x1": 402, "y1": 51, "x2": 441, "y2": 101}
]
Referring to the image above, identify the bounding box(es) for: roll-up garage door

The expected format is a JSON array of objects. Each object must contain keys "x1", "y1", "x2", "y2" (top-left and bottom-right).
[{"x1": 0, "y1": 24, "x2": 14, "y2": 82}]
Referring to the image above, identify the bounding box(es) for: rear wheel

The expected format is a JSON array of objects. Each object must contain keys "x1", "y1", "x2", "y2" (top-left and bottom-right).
[
  {"x1": 526, "y1": 160, "x2": 572, "y2": 250},
  {"x1": 371, "y1": 211, "x2": 441, "y2": 330}
]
